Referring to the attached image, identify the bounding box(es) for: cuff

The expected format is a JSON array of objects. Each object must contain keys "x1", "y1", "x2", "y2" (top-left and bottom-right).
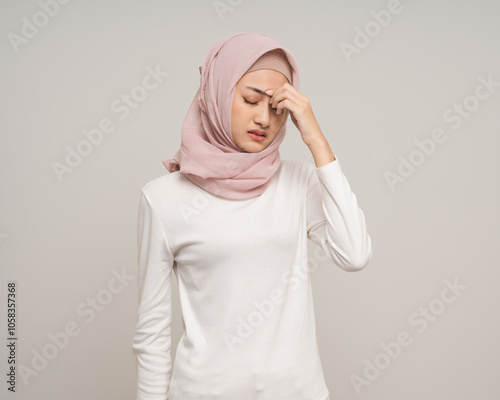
[{"x1": 315, "y1": 155, "x2": 341, "y2": 176}]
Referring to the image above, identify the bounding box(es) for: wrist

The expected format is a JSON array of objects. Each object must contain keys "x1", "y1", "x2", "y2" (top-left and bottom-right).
[
  {"x1": 306, "y1": 134, "x2": 328, "y2": 149},
  {"x1": 307, "y1": 136, "x2": 336, "y2": 167}
]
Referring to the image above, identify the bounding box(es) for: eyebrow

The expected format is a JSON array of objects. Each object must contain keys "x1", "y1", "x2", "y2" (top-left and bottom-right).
[{"x1": 245, "y1": 86, "x2": 269, "y2": 96}]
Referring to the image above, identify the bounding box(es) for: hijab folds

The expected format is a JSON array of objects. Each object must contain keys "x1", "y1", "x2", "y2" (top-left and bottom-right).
[{"x1": 162, "y1": 32, "x2": 300, "y2": 200}]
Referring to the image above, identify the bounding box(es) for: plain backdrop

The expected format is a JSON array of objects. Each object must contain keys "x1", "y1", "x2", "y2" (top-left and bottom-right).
[{"x1": 1, "y1": 0, "x2": 499, "y2": 399}]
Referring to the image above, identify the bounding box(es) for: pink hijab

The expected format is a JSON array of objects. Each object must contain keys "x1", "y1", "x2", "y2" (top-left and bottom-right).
[{"x1": 162, "y1": 32, "x2": 300, "y2": 200}]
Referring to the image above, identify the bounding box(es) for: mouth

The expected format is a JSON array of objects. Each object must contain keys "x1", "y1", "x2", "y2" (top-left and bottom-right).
[{"x1": 248, "y1": 130, "x2": 267, "y2": 142}]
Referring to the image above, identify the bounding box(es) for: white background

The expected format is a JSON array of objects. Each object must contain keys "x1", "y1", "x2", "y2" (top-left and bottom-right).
[{"x1": 1, "y1": 0, "x2": 499, "y2": 399}]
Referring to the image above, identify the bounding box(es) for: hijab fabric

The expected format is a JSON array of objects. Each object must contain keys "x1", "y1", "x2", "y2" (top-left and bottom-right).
[
  {"x1": 162, "y1": 32, "x2": 300, "y2": 200},
  {"x1": 245, "y1": 48, "x2": 293, "y2": 84}
]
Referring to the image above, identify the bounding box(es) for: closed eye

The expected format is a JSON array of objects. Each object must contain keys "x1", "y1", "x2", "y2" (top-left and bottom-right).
[{"x1": 244, "y1": 98, "x2": 278, "y2": 112}]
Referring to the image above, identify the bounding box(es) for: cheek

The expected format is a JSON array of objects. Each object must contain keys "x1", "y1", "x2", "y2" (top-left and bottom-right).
[
  {"x1": 272, "y1": 113, "x2": 287, "y2": 130},
  {"x1": 231, "y1": 105, "x2": 241, "y2": 126},
  {"x1": 236, "y1": 105, "x2": 252, "y2": 123},
  {"x1": 231, "y1": 103, "x2": 248, "y2": 136}
]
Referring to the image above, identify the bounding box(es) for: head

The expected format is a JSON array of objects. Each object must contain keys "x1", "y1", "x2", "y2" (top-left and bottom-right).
[
  {"x1": 231, "y1": 69, "x2": 289, "y2": 153},
  {"x1": 164, "y1": 33, "x2": 300, "y2": 199}
]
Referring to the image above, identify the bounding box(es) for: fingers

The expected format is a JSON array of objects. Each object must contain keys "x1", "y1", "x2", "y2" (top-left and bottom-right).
[
  {"x1": 271, "y1": 87, "x2": 306, "y2": 115},
  {"x1": 270, "y1": 84, "x2": 305, "y2": 105}
]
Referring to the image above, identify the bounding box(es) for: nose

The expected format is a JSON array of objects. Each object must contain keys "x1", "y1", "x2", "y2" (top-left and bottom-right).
[{"x1": 253, "y1": 102, "x2": 272, "y2": 127}]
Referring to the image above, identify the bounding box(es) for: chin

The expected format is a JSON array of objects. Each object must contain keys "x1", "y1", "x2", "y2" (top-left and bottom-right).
[
  {"x1": 240, "y1": 142, "x2": 268, "y2": 153},
  {"x1": 238, "y1": 147, "x2": 262, "y2": 153}
]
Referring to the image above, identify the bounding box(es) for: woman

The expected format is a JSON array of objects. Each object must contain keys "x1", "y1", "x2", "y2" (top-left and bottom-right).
[{"x1": 132, "y1": 32, "x2": 372, "y2": 400}]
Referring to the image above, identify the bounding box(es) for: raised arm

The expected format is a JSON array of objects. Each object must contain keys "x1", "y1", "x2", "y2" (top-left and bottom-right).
[
  {"x1": 266, "y1": 82, "x2": 372, "y2": 271},
  {"x1": 306, "y1": 158, "x2": 372, "y2": 271}
]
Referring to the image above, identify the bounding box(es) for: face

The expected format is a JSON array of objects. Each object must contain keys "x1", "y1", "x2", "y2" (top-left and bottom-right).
[{"x1": 230, "y1": 69, "x2": 289, "y2": 152}]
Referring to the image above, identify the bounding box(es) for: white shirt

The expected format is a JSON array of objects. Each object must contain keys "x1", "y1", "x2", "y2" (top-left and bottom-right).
[{"x1": 132, "y1": 157, "x2": 372, "y2": 400}]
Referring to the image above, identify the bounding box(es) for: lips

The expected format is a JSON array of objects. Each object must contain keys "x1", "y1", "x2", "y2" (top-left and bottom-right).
[
  {"x1": 248, "y1": 130, "x2": 267, "y2": 137},
  {"x1": 248, "y1": 130, "x2": 267, "y2": 142}
]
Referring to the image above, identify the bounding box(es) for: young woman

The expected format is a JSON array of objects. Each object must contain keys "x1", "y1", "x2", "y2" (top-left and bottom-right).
[{"x1": 132, "y1": 32, "x2": 372, "y2": 400}]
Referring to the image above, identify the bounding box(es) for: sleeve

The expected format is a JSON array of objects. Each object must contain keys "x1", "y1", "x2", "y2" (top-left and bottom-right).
[
  {"x1": 132, "y1": 190, "x2": 175, "y2": 400},
  {"x1": 306, "y1": 157, "x2": 373, "y2": 271}
]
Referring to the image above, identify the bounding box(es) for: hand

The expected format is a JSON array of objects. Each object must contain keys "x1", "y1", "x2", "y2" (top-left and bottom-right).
[
  {"x1": 266, "y1": 83, "x2": 336, "y2": 167},
  {"x1": 265, "y1": 83, "x2": 324, "y2": 147}
]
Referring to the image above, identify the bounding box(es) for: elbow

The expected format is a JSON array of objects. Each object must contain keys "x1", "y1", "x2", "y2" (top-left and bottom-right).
[
  {"x1": 328, "y1": 248, "x2": 372, "y2": 272},
  {"x1": 344, "y1": 252, "x2": 371, "y2": 271},
  {"x1": 341, "y1": 242, "x2": 373, "y2": 272},
  {"x1": 321, "y1": 234, "x2": 373, "y2": 272}
]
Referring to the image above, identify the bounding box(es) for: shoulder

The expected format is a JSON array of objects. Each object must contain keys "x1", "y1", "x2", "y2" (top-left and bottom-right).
[
  {"x1": 139, "y1": 171, "x2": 192, "y2": 206},
  {"x1": 271, "y1": 159, "x2": 317, "y2": 197},
  {"x1": 279, "y1": 158, "x2": 316, "y2": 181},
  {"x1": 141, "y1": 171, "x2": 179, "y2": 193}
]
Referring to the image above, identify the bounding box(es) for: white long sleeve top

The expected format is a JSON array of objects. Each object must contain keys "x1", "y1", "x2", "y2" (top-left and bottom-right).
[{"x1": 132, "y1": 157, "x2": 372, "y2": 400}]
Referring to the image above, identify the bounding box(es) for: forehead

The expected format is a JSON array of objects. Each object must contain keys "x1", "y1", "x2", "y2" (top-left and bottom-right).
[{"x1": 237, "y1": 69, "x2": 289, "y2": 89}]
